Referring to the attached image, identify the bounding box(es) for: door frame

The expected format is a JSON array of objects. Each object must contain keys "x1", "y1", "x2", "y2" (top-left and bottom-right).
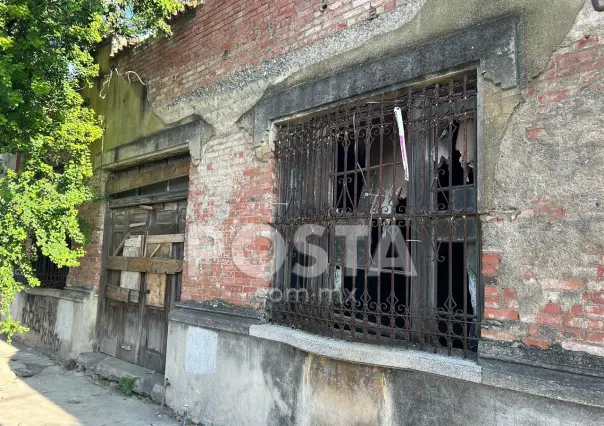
[{"x1": 95, "y1": 155, "x2": 190, "y2": 372}]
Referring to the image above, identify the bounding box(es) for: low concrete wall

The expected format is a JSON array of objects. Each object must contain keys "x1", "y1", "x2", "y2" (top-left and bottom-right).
[
  {"x1": 11, "y1": 287, "x2": 97, "y2": 361},
  {"x1": 165, "y1": 309, "x2": 604, "y2": 426}
]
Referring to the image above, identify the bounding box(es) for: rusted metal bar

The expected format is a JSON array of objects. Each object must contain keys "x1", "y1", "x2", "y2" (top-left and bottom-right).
[
  {"x1": 272, "y1": 72, "x2": 479, "y2": 358},
  {"x1": 29, "y1": 250, "x2": 68, "y2": 289}
]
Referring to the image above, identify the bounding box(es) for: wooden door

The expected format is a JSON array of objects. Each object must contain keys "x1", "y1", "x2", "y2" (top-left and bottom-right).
[{"x1": 100, "y1": 200, "x2": 187, "y2": 373}]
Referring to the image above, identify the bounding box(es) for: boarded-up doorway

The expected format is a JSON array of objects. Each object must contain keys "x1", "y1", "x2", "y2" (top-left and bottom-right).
[{"x1": 99, "y1": 156, "x2": 188, "y2": 373}]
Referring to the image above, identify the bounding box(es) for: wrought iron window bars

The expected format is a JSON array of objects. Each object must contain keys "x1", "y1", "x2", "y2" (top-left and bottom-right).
[{"x1": 271, "y1": 72, "x2": 480, "y2": 358}]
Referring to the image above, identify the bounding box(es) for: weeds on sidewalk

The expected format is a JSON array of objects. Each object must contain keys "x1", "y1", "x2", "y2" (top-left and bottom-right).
[{"x1": 119, "y1": 377, "x2": 137, "y2": 396}]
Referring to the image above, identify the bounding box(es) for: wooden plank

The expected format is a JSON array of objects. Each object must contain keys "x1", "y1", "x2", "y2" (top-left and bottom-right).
[
  {"x1": 107, "y1": 256, "x2": 183, "y2": 274},
  {"x1": 105, "y1": 284, "x2": 140, "y2": 303},
  {"x1": 147, "y1": 234, "x2": 185, "y2": 244},
  {"x1": 107, "y1": 158, "x2": 190, "y2": 194},
  {"x1": 121, "y1": 236, "x2": 143, "y2": 291},
  {"x1": 106, "y1": 256, "x2": 128, "y2": 270},
  {"x1": 148, "y1": 245, "x2": 161, "y2": 258},
  {"x1": 146, "y1": 273, "x2": 166, "y2": 307},
  {"x1": 120, "y1": 305, "x2": 140, "y2": 363},
  {"x1": 111, "y1": 233, "x2": 129, "y2": 256},
  {"x1": 146, "y1": 240, "x2": 170, "y2": 258},
  {"x1": 130, "y1": 257, "x2": 183, "y2": 274},
  {"x1": 108, "y1": 189, "x2": 188, "y2": 209},
  {"x1": 134, "y1": 273, "x2": 146, "y2": 366},
  {"x1": 105, "y1": 285, "x2": 128, "y2": 302}
]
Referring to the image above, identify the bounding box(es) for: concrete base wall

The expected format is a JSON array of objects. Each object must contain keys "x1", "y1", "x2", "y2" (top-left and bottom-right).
[
  {"x1": 165, "y1": 315, "x2": 604, "y2": 426},
  {"x1": 11, "y1": 287, "x2": 97, "y2": 361}
]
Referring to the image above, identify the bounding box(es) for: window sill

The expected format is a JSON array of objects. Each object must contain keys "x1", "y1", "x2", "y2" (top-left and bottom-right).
[
  {"x1": 24, "y1": 286, "x2": 93, "y2": 303},
  {"x1": 169, "y1": 304, "x2": 604, "y2": 408},
  {"x1": 249, "y1": 323, "x2": 482, "y2": 383}
]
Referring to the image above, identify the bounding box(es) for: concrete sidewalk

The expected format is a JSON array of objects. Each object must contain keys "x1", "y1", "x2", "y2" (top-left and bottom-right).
[{"x1": 0, "y1": 339, "x2": 181, "y2": 426}]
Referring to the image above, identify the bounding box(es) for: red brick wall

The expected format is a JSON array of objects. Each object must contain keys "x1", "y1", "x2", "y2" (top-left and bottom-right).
[
  {"x1": 181, "y1": 133, "x2": 275, "y2": 307},
  {"x1": 66, "y1": 200, "x2": 105, "y2": 294},
  {"x1": 113, "y1": 0, "x2": 404, "y2": 308},
  {"x1": 483, "y1": 249, "x2": 604, "y2": 353},
  {"x1": 118, "y1": 0, "x2": 398, "y2": 106},
  {"x1": 481, "y1": 30, "x2": 604, "y2": 355}
]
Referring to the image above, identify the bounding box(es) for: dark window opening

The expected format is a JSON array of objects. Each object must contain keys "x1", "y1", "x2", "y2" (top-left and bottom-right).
[
  {"x1": 15, "y1": 246, "x2": 69, "y2": 290},
  {"x1": 272, "y1": 72, "x2": 480, "y2": 358},
  {"x1": 436, "y1": 242, "x2": 478, "y2": 351},
  {"x1": 33, "y1": 250, "x2": 68, "y2": 289}
]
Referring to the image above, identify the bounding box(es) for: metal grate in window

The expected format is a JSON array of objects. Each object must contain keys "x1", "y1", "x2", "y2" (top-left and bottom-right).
[
  {"x1": 33, "y1": 253, "x2": 68, "y2": 289},
  {"x1": 271, "y1": 72, "x2": 480, "y2": 358}
]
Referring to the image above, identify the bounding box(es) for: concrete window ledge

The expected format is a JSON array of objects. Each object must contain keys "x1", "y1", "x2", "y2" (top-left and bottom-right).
[
  {"x1": 249, "y1": 324, "x2": 604, "y2": 408},
  {"x1": 170, "y1": 306, "x2": 604, "y2": 409},
  {"x1": 249, "y1": 323, "x2": 482, "y2": 383},
  {"x1": 23, "y1": 286, "x2": 93, "y2": 303}
]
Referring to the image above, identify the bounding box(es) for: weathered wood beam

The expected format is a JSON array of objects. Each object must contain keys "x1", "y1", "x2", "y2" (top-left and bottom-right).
[
  {"x1": 105, "y1": 284, "x2": 140, "y2": 303},
  {"x1": 107, "y1": 189, "x2": 188, "y2": 209},
  {"x1": 146, "y1": 234, "x2": 185, "y2": 244},
  {"x1": 106, "y1": 158, "x2": 190, "y2": 194},
  {"x1": 106, "y1": 256, "x2": 183, "y2": 274}
]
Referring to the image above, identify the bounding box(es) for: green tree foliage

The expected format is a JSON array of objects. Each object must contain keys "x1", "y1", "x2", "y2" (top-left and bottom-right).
[{"x1": 0, "y1": 0, "x2": 182, "y2": 339}]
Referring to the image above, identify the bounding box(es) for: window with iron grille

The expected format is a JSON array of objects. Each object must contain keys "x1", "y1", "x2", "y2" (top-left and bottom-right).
[
  {"x1": 27, "y1": 249, "x2": 68, "y2": 289},
  {"x1": 34, "y1": 254, "x2": 68, "y2": 289},
  {"x1": 270, "y1": 72, "x2": 480, "y2": 358},
  {"x1": 14, "y1": 247, "x2": 69, "y2": 290}
]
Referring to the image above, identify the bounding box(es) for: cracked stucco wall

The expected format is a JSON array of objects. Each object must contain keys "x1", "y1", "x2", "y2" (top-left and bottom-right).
[{"x1": 481, "y1": 1, "x2": 604, "y2": 356}]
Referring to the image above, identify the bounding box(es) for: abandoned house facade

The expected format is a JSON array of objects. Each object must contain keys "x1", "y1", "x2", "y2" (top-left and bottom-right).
[{"x1": 7, "y1": 0, "x2": 604, "y2": 424}]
